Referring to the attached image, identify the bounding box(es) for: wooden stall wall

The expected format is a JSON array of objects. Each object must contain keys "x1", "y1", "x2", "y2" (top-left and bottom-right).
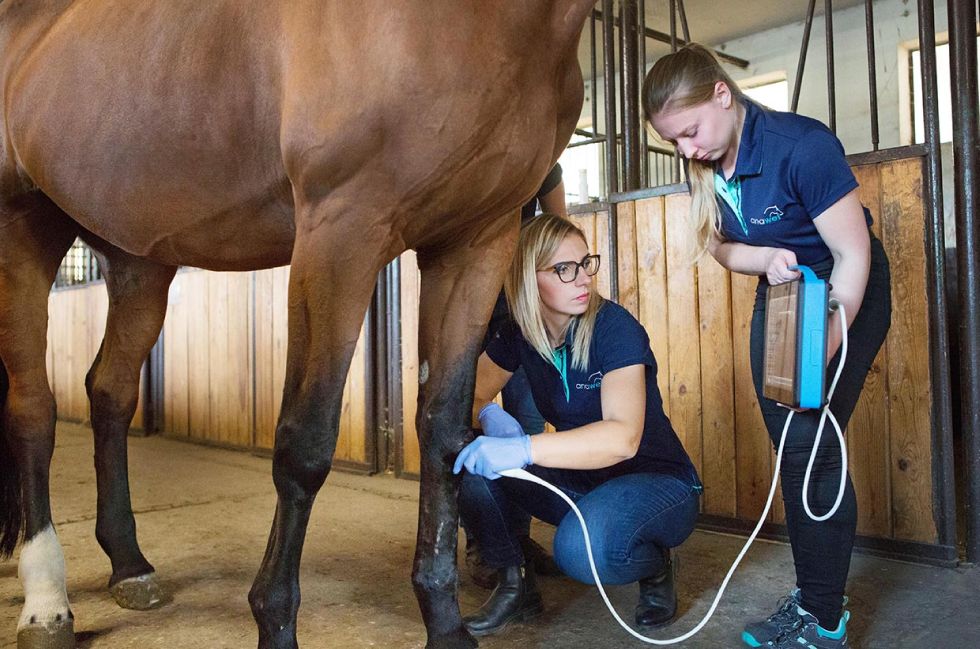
[
  {"x1": 616, "y1": 157, "x2": 936, "y2": 545},
  {"x1": 46, "y1": 283, "x2": 144, "y2": 430},
  {"x1": 159, "y1": 267, "x2": 371, "y2": 468},
  {"x1": 396, "y1": 156, "x2": 937, "y2": 548}
]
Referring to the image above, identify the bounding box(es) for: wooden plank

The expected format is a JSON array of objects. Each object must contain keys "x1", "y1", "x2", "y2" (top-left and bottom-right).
[
  {"x1": 616, "y1": 202, "x2": 639, "y2": 317},
  {"x1": 848, "y1": 164, "x2": 892, "y2": 537},
  {"x1": 400, "y1": 251, "x2": 421, "y2": 475},
  {"x1": 185, "y1": 271, "x2": 211, "y2": 441},
  {"x1": 664, "y1": 193, "x2": 702, "y2": 475},
  {"x1": 697, "y1": 255, "x2": 736, "y2": 517},
  {"x1": 346, "y1": 322, "x2": 368, "y2": 464},
  {"x1": 253, "y1": 269, "x2": 276, "y2": 448},
  {"x1": 634, "y1": 197, "x2": 671, "y2": 415},
  {"x1": 227, "y1": 273, "x2": 252, "y2": 447},
  {"x1": 731, "y1": 271, "x2": 774, "y2": 521},
  {"x1": 880, "y1": 157, "x2": 936, "y2": 543},
  {"x1": 207, "y1": 273, "x2": 230, "y2": 444},
  {"x1": 164, "y1": 273, "x2": 190, "y2": 436}
]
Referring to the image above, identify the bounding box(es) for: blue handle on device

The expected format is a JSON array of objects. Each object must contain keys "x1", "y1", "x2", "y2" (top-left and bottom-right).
[{"x1": 790, "y1": 265, "x2": 829, "y2": 409}]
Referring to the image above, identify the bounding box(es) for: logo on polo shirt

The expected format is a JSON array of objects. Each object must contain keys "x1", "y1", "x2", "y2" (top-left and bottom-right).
[
  {"x1": 576, "y1": 371, "x2": 603, "y2": 390},
  {"x1": 750, "y1": 205, "x2": 784, "y2": 226}
]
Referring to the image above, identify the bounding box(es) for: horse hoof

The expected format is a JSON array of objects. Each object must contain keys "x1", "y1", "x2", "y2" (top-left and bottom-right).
[
  {"x1": 17, "y1": 617, "x2": 75, "y2": 649},
  {"x1": 425, "y1": 627, "x2": 478, "y2": 649},
  {"x1": 109, "y1": 572, "x2": 170, "y2": 610}
]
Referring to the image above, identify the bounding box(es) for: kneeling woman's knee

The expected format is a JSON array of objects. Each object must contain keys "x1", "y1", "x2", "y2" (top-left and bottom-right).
[{"x1": 553, "y1": 516, "x2": 620, "y2": 585}]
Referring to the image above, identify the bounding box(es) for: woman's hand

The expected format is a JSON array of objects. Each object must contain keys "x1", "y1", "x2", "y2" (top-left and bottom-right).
[
  {"x1": 477, "y1": 403, "x2": 524, "y2": 438},
  {"x1": 453, "y1": 435, "x2": 532, "y2": 480},
  {"x1": 764, "y1": 248, "x2": 801, "y2": 285}
]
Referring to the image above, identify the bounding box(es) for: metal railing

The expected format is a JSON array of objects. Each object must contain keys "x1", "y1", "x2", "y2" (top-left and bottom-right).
[{"x1": 54, "y1": 239, "x2": 102, "y2": 289}]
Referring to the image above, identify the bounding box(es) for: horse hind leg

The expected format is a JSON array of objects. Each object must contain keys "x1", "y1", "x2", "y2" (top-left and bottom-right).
[
  {"x1": 0, "y1": 194, "x2": 78, "y2": 649},
  {"x1": 83, "y1": 241, "x2": 176, "y2": 610}
]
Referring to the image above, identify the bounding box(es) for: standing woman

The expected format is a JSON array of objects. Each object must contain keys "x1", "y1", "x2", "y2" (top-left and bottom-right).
[{"x1": 643, "y1": 44, "x2": 890, "y2": 649}]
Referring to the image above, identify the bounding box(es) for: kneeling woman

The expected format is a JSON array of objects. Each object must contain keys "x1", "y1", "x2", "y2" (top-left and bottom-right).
[{"x1": 454, "y1": 213, "x2": 702, "y2": 636}]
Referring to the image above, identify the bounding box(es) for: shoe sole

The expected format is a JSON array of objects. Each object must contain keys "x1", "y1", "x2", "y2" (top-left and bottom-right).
[
  {"x1": 741, "y1": 630, "x2": 764, "y2": 647},
  {"x1": 466, "y1": 599, "x2": 544, "y2": 637}
]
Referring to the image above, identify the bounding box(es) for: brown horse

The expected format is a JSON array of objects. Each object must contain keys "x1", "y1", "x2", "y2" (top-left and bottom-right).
[{"x1": 0, "y1": 1, "x2": 592, "y2": 647}]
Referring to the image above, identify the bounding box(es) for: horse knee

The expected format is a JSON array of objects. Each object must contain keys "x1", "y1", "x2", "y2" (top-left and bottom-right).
[
  {"x1": 85, "y1": 366, "x2": 138, "y2": 423},
  {"x1": 271, "y1": 421, "x2": 334, "y2": 500}
]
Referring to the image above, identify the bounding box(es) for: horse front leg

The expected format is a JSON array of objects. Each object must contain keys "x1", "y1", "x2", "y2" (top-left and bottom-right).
[
  {"x1": 84, "y1": 246, "x2": 176, "y2": 610},
  {"x1": 247, "y1": 214, "x2": 389, "y2": 649},
  {"x1": 413, "y1": 214, "x2": 520, "y2": 649},
  {"x1": 0, "y1": 201, "x2": 77, "y2": 649}
]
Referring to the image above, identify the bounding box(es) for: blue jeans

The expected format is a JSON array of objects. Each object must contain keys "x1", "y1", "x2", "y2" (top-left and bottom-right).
[
  {"x1": 459, "y1": 463, "x2": 701, "y2": 585},
  {"x1": 462, "y1": 367, "x2": 544, "y2": 543}
]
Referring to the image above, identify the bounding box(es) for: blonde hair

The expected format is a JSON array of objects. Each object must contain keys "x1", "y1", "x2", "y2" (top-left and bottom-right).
[
  {"x1": 504, "y1": 214, "x2": 604, "y2": 371},
  {"x1": 643, "y1": 43, "x2": 746, "y2": 261}
]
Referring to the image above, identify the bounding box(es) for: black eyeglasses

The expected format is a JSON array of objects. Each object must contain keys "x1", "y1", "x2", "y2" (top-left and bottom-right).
[{"x1": 540, "y1": 254, "x2": 601, "y2": 283}]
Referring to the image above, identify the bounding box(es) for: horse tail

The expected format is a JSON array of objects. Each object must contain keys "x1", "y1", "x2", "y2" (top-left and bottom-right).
[{"x1": 0, "y1": 356, "x2": 21, "y2": 559}]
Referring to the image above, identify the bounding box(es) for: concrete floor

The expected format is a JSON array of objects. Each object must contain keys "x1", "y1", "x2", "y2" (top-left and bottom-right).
[{"x1": 1, "y1": 422, "x2": 977, "y2": 649}]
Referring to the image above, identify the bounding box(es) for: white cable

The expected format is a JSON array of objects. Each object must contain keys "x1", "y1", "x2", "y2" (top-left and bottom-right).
[
  {"x1": 801, "y1": 301, "x2": 848, "y2": 522},
  {"x1": 496, "y1": 302, "x2": 850, "y2": 642}
]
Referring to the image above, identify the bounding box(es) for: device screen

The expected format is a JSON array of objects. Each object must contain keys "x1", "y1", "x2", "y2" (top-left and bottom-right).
[{"x1": 763, "y1": 282, "x2": 799, "y2": 406}]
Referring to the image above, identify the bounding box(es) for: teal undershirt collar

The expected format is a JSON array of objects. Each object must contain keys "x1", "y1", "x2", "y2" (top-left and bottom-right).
[
  {"x1": 714, "y1": 171, "x2": 748, "y2": 236},
  {"x1": 550, "y1": 345, "x2": 570, "y2": 403}
]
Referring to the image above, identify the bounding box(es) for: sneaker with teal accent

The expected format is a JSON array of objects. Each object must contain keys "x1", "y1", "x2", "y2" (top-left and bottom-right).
[
  {"x1": 741, "y1": 589, "x2": 803, "y2": 647},
  {"x1": 764, "y1": 607, "x2": 850, "y2": 649}
]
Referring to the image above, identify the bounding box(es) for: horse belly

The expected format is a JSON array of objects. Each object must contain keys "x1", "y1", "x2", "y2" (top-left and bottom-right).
[{"x1": 5, "y1": 1, "x2": 294, "y2": 270}]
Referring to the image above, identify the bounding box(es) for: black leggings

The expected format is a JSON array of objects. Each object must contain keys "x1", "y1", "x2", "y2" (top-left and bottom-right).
[{"x1": 749, "y1": 237, "x2": 891, "y2": 629}]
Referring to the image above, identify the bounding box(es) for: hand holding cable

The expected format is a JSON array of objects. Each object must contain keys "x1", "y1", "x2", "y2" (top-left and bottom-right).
[
  {"x1": 453, "y1": 435, "x2": 532, "y2": 480},
  {"x1": 477, "y1": 402, "x2": 525, "y2": 438}
]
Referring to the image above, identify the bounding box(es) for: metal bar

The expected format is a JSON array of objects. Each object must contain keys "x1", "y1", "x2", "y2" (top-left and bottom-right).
[
  {"x1": 844, "y1": 144, "x2": 928, "y2": 165},
  {"x1": 792, "y1": 0, "x2": 817, "y2": 113},
  {"x1": 947, "y1": 0, "x2": 980, "y2": 563},
  {"x1": 914, "y1": 0, "x2": 957, "y2": 554},
  {"x1": 602, "y1": 0, "x2": 619, "y2": 196},
  {"x1": 639, "y1": 0, "x2": 648, "y2": 187},
  {"x1": 590, "y1": 11, "x2": 598, "y2": 137},
  {"x1": 388, "y1": 259, "x2": 403, "y2": 475},
  {"x1": 371, "y1": 273, "x2": 388, "y2": 474},
  {"x1": 593, "y1": 9, "x2": 749, "y2": 68},
  {"x1": 607, "y1": 203, "x2": 620, "y2": 301},
  {"x1": 618, "y1": 0, "x2": 627, "y2": 181},
  {"x1": 825, "y1": 0, "x2": 836, "y2": 132},
  {"x1": 864, "y1": 0, "x2": 879, "y2": 150},
  {"x1": 622, "y1": 0, "x2": 641, "y2": 191},
  {"x1": 677, "y1": 0, "x2": 691, "y2": 42},
  {"x1": 669, "y1": 0, "x2": 677, "y2": 51}
]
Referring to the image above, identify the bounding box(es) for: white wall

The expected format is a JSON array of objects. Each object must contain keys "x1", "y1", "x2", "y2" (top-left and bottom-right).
[{"x1": 716, "y1": 0, "x2": 948, "y2": 153}]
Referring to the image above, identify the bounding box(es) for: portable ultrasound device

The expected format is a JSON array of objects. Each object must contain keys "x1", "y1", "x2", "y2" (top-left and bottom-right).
[{"x1": 762, "y1": 265, "x2": 830, "y2": 409}]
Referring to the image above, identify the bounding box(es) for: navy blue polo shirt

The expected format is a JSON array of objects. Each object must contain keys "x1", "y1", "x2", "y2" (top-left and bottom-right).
[
  {"x1": 485, "y1": 300, "x2": 696, "y2": 477},
  {"x1": 714, "y1": 100, "x2": 871, "y2": 266}
]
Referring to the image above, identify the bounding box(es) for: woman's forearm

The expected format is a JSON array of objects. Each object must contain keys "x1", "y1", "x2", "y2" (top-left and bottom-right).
[
  {"x1": 528, "y1": 421, "x2": 640, "y2": 469},
  {"x1": 711, "y1": 240, "x2": 775, "y2": 275}
]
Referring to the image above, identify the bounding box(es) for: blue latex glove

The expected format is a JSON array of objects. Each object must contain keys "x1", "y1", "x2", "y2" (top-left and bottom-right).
[
  {"x1": 477, "y1": 402, "x2": 524, "y2": 438},
  {"x1": 453, "y1": 435, "x2": 532, "y2": 480}
]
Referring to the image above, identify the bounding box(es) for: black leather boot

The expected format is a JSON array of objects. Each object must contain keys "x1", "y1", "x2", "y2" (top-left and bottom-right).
[
  {"x1": 465, "y1": 537, "x2": 498, "y2": 589},
  {"x1": 463, "y1": 564, "x2": 543, "y2": 637},
  {"x1": 519, "y1": 535, "x2": 562, "y2": 577},
  {"x1": 635, "y1": 550, "x2": 677, "y2": 627}
]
